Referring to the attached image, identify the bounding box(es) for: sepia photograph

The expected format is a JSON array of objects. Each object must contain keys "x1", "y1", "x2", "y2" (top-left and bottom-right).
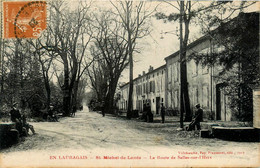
[{"x1": 0, "y1": 0, "x2": 259, "y2": 167}]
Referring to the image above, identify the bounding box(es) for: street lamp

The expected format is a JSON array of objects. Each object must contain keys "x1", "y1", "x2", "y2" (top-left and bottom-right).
[{"x1": 160, "y1": 29, "x2": 178, "y2": 39}]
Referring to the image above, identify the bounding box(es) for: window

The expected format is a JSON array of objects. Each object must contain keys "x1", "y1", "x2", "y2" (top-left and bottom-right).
[
  {"x1": 168, "y1": 66, "x2": 172, "y2": 83},
  {"x1": 202, "y1": 65, "x2": 209, "y2": 74},
  {"x1": 146, "y1": 82, "x2": 149, "y2": 94},
  {"x1": 173, "y1": 63, "x2": 179, "y2": 82},
  {"x1": 174, "y1": 90, "x2": 179, "y2": 108},
  {"x1": 162, "y1": 98, "x2": 164, "y2": 102},
  {"x1": 202, "y1": 85, "x2": 209, "y2": 107},
  {"x1": 156, "y1": 79, "x2": 160, "y2": 92},
  {"x1": 198, "y1": 48, "x2": 210, "y2": 75},
  {"x1": 193, "y1": 86, "x2": 198, "y2": 105},
  {"x1": 149, "y1": 81, "x2": 155, "y2": 93},
  {"x1": 192, "y1": 61, "x2": 198, "y2": 77},
  {"x1": 161, "y1": 77, "x2": 163, "y2": 90}
]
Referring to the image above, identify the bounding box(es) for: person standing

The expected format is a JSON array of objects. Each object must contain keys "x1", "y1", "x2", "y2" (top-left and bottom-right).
[
  {"x1": 161, "y1": 103, "x2": 165, "y2": 123},
  {"x1": 146, "y1": 102, "x2": 153, "y2": 122}
]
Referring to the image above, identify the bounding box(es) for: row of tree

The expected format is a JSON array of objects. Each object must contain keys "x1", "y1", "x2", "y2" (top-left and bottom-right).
[
  {"x1": 0, "y1": 0, "x2": 153, "y2": 117},
  {"x1": 0, "y1": 1, "x2": 258, "y2": 122}
]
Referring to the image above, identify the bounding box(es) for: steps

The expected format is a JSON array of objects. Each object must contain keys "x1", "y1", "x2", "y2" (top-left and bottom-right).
[{"x1": 199, "y1": 123, "x2": 260, "y2": 142}]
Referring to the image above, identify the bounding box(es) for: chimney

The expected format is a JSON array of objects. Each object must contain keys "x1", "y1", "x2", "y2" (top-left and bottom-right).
[
  {"x1": 142, "y1": 71, "x2": 145, "y2": 76},
  {"x1": 138, "y1": 74, "x2": 141, "y2": 77},
  {"x1": 148, "y1": 65, "x2": 153, "y2": 72}
]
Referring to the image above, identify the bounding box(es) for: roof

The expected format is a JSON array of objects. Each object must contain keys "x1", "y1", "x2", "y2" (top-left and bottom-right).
[
  {"x1": 164, "y1": 12, "x2": 259, "y2": 61},
  {"x1": 120, "y1": 64, "x2": 166, "y2": 88},
  {"x1": 164, "y1": 35, "x2": 209, "y2": 61}
]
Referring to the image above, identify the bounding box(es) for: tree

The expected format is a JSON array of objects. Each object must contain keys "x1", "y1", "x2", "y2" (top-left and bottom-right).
[
  {"x1": 39, "y1": 0, "x2": 92, "y2": 116},
  {"x1": 1, "y1": 39, "x2": 45, "y2": 116},
  {"x1": 156, "y1": 1, "x2": 194, "y2": 124},
  {"x1": 111, "y1": 0, "x2": 153, "y2": 119},
  {"x1": 88, "y1": 10, "x2": 129, "y2": 115},
  {"x1": 26, "y1": 39, "x2": 55, "y2": 111}
]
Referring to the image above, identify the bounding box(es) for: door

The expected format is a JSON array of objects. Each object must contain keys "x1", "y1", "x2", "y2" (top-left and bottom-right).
[
  {"x1": 216, "y1": 84, "x2": 221, "y2": 120},
  {"x1": 216, "y1": 83, "x2": 228, "y2": 120},
  {"x1": 156, "y1": 97, "x2": 160, "y2": 114}
]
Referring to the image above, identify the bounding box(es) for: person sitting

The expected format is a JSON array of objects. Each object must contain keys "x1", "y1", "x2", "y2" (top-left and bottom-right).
[
  {"x1": 187, "y1": 104, "x2": 203, "y2": 131},
  {"x1": 10, "y1": 103, "x2": 24, "y2": 135},
  {"x1": 48, "y1": 106, "x2": 58, "y2": 122}
]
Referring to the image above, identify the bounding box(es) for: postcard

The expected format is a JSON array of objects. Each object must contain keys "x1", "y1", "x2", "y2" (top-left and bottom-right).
[{"x1": 0, "y1": 0, "x2": 259, "y2": 167}]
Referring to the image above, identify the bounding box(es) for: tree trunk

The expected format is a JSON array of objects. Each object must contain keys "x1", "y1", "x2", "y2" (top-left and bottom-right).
[
  {"x1": 127, "y1": 52, "x2": 133, "y2": 119},
  {"x1": 62, "y1": 54, "x2": 71, "y2": 116},
  {"x1": 72, "y1": 80, "x2": 79, "y2": 111},
  {"x1": 182, "y1": 1, "x2": 192, "y2": 122},
  {"x1": 45, "y1": 79, "x2": 51, "y2": 109},
  {"x1": 181, "y1": 56, "x2": 192, "y2": 122},
  {"x1": 179, "y1": 1, "x2": 184, "y2": 128}
]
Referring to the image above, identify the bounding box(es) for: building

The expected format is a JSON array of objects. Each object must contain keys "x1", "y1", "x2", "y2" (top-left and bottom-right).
[
  {"x1": 165, "y1": 36, "x2": 231, "y2": 121},
  {"x1": 164, "y1": 12, "x2": 259, "y2": 121},
  {"x1": 117, "y1": 12, "x2": 259, "y2": 121},
  {"x1": 118, "y1": 65, "x2": 166, "y2": 115}
]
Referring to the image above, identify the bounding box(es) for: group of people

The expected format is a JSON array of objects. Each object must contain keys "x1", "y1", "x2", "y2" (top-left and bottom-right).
[
  {"x1": 142, "y1": 102, "x2": 203, "y2": 131},
  {"x1": 9, "y1": 103, "x2": 35, "y2": 136},
  {"x1": 140, "y1": 102, "x2": 166, "y2": 124},
  {"x1": 142, "y1": 102, "x2": 153, "y2": 122}
]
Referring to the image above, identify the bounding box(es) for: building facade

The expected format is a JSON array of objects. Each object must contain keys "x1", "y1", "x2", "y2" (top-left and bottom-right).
[
  {"x1": 117, "y1": 12, "x2": 258, "y2": 121},
  {"x1": 118, "y1": 65, "x2": 166, "y2": 115},
  {"x1": 165, "y1": 37, "x2": 233, "y2": 121}
]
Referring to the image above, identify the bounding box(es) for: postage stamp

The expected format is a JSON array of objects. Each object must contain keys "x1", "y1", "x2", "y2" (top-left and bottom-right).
[{"x1": 3, "y1": 1, "x2": 47, "y2": 38}]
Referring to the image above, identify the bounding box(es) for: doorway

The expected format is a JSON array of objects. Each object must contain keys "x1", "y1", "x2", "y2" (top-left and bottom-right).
[
  {"x1": 156, "y1": 97, "x2": 160, "y2": 114},
  {"x1": 216, "y1": 83, "x2": 228, "y2": 120},
  {"x1": 216, "y1": 84, "x2": 221, "y2": 120}
]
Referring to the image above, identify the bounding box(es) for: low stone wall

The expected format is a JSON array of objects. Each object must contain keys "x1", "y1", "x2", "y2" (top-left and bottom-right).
[{"x1": 0, "y1": 123, "x2": 19, "y2": 149}]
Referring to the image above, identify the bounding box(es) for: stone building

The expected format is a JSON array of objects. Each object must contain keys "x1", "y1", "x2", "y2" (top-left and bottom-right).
[
  {"x1": 164, "y1": 12, "x2": 259, "y2": 121},
  {"x1": 165, "y1": 36, "x2": 231, "y2": 121},
  {"x1": 117, "y1": 12, "x2": 258, "y2": 121},
  {"x1": 118, "y1": 65, "x2": 166, "y2": 115}
]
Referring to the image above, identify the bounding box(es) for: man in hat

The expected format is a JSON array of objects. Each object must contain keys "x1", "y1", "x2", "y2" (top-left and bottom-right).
[
  {"x1": 10, "y1": 103, "x2": 23, "y2": 134},
  {"x1": 190, "y1": 104, "x2": 203, "y2": 130},
  {"x1": 48, "y1": 105, "x2": 58, "y2": 122},
  {"x1": 195, "y1": 104, "x2": 203, "y2": 130}
]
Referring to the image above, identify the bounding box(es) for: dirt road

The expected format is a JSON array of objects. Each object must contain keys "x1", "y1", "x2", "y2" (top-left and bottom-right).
[{"x1": 1, "y1": 107, "x2": 259, "y2": 167}]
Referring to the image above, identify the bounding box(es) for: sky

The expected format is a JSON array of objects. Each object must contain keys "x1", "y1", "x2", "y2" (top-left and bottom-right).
[
  {"x1": 47, "y1": 0, "x2": 259, "y2": 86},
  {"x1": 117, "y1": 1, "x2": 259, "y2": 84}
]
